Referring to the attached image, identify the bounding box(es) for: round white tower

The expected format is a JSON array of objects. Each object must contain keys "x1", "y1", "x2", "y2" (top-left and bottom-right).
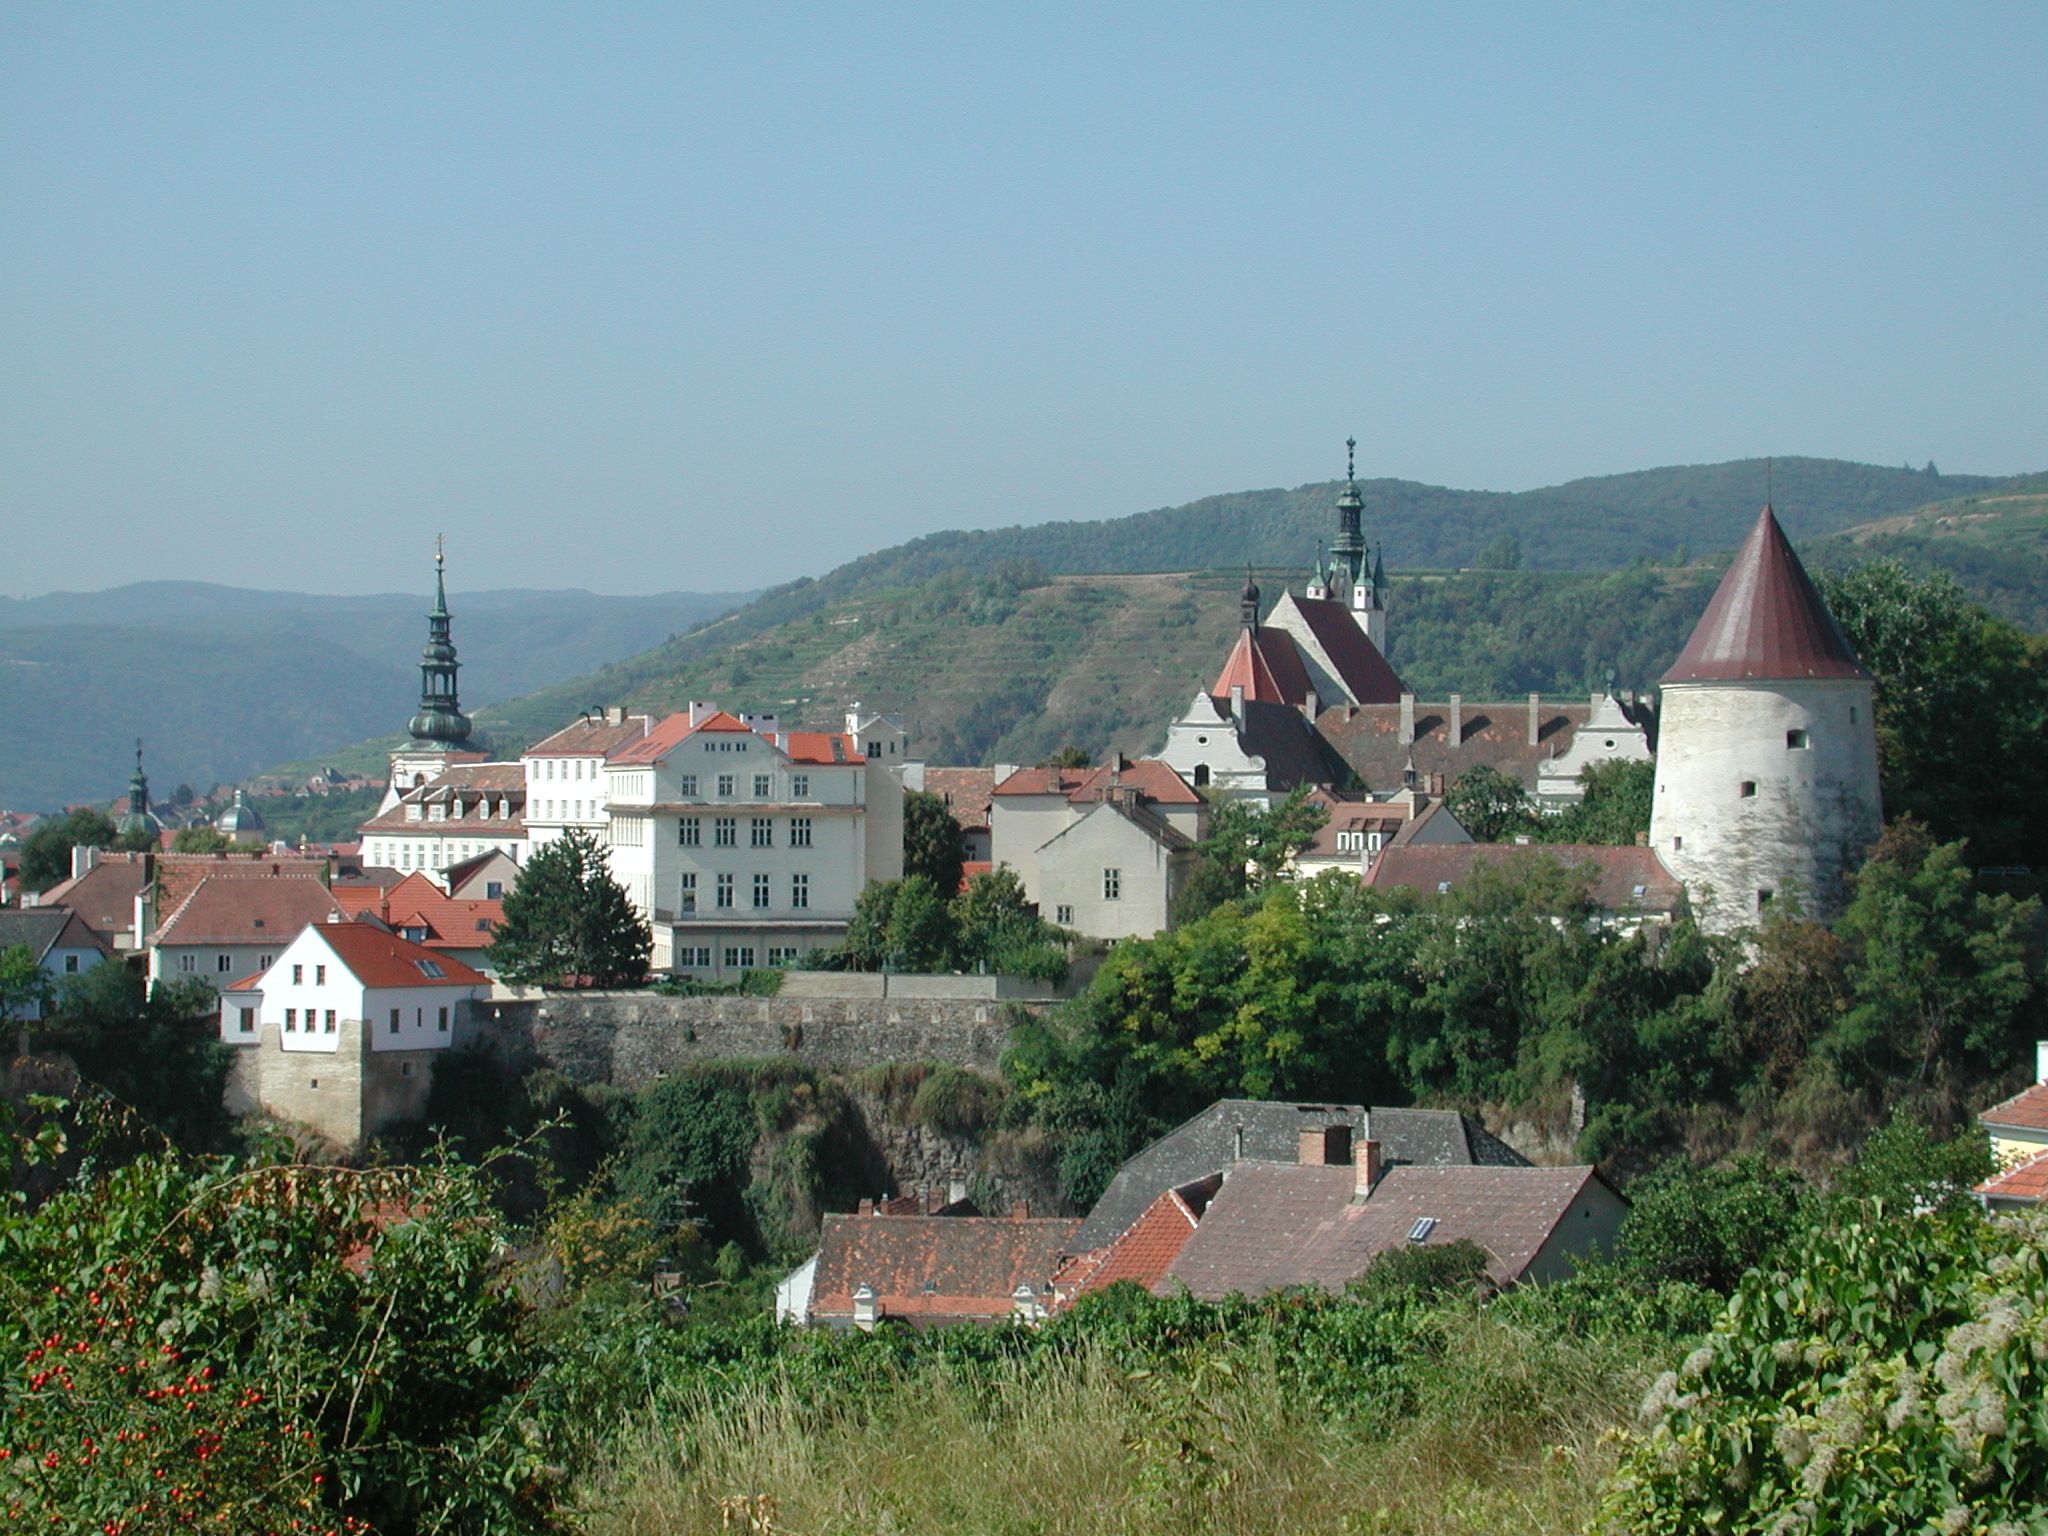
[{"x1": 1650, "y1": 507, "x2": 1882, "y2": 932}]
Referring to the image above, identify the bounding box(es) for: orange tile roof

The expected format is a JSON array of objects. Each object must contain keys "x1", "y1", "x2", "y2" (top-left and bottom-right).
[
  {"x1": 921, "y1": 767, "x2": 998, "y2": 831},
  {"x1": 781, "y1": 732, "x2": 862, "y2": 765},
  {"x1": 314, "y1": 922, "x2": 490, "y2": 989},
  {"x1": 607, "y1": 711, "x2": 725, "y2": 765},
  {"x1": 1977, "y1": 1149, "x2": 2048, "y2": 1205},
  {"x1": 810, "y1": 1213, "x2": 1079, "y2": 1325},
  {"x1": 1065, "y1": 756, "x2": 1201, "y2": 807},
  {"x1": 1060, "y1": 1179, "x2": 1213, "y2": 1306},
  {"x1": 332, "y1": 871, "x2": 502, "y2": 949},
  {"x1": 153, "y1": 853, "x2": 332, "y2": 919},
  {"x1": 1211, "y1": 626, "x2": 1316, "y2": 707},
  {"x1": 1982, "y1": 1082, "x2": 2048, "y2": 1134}
]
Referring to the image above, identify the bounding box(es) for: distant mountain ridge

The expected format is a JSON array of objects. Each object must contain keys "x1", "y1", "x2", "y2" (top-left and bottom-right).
[
  {"x1": 282, "y1": 456, "x2": 2043, "y2": 781},
  {"x1": 1, "y1": 583, "x2": 753, "y2": 810}
]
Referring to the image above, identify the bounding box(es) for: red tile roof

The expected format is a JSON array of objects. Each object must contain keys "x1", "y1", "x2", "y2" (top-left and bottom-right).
[
  {"x1": 1977, "y1": 1150, "x2": 2048, "y2": 1205},
  {"x1": 780, "y1": 732, "x2": 862, "y2": 765},
  {"x1": 992, "y1": 757, "x2": 1199, "y2": 808},
  {"x1": 921, "y1": 767, "x2": 998, "y2": 830},
  {"x1": 332, "y1": 871, "x2": 502, "y2": 950},
  {"x1": 154, "y1": 853, "x2": 333, "y2": 921},
  {"x1": 1284, "y1": 595, "x2": 1406, "y2": 704},
  {"x1": 810, "y1": 1212, "x2": 1080, "y2": 1325},
  {"x1": 1981, "y1": 1081, "x2": 2048, "y2": 1133},
  {"x1": 314, "y1": 922, "x2": 490, "y2": 989},
  {"x1": 39, "y1": 853, "x2": 152, "y2": 937},
  {"x1": 1315, "y1": 699, "x2": 1599, "y2": 795},
  {"x1": 991, "y1": 766, "x2": 1089, "y2": 798},
  {"x1": 1663, "y1": 506, "x2": 1869, "y2": 684},
  {"x1": 1211, "y1": 626, "x2": 1317, "y2": 707},
  {"x1": 1364, "y1": 842, "x2": 1683, "y2": 915},
  {"x1": 153, "y1": 877, "x2": 343, "y2": 948},
  {"x1": 1059, "y1": 1178, "x2": 1215, "y2": 1305}
]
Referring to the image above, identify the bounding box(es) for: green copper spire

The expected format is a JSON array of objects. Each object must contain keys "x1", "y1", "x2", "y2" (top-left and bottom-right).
[
  {"x1": 118, "y1": 739, "x2": 155, "y2": 837},
  {"x1": 408, "y1": 538, "x2": 473, "y2": 745},
  {"x1": 1330, "y1": 436, "x2": 1366, "y2": 593}
]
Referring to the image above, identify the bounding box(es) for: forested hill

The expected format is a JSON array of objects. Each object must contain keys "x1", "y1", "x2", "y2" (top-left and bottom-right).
[{"x1": 273, "y1": 457, "x2": 2047, "y2": 778}]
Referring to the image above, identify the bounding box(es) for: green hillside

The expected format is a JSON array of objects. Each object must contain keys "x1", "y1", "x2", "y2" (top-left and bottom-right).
[
  {"x1": 1810, "y1": 481, "x2": 2048, "y2": 631},
  {"x1": 276, "y1": 456, "x2": 2047, "y2": 776}
]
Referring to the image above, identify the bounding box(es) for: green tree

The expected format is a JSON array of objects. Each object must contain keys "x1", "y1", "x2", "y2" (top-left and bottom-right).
[
  {"x1": 39, "y1": 964, "x2": 234, "y2": 1151},
  {"x1": 171, "y1": 824, "x2": 235, "y2": 853},
  {"x1": 1042, "y1": 746, "x2": 1091, "y2": 769},
  {"x1": 1613, "y1": 1155, "x2": 1808, "y2": 1293},
  {"x1": 884, "y1": 873, "x2": 956, "y2": 972},
  {"x1": 1538, "y1": 758, "x2": 1654, "y2": 846},
  {"x1": 901, "y1": 789, "x2": 965, "y2": 895},
  {"x1": 617, "y1": 1072, "x2": 757, "y2": 1234},
  {"x1": 19, "y1": 808, "x2": 122, "y2": 892},
  {"x1": 0, "y1": 944, "x2": 52, "y2": 1023},
  {"x1": 1445, "y1": 765, "x2": 1536, "y2": 842},
  {"x1": 837, "y1": 878, "x2": 902, "y2": 970},
  {"x1": 1172, "y1": 788, "x2": 1328, "y2": 923},
  {"x1": 490, "y1": 828, "x2": 651, "y2": 987},
  {"x1": 955, "y1": 863, "x2": 1069, "y2": 981}
]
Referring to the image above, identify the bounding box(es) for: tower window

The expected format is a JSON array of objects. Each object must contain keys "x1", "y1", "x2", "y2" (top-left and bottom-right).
[
  {"x1": 1786, "y1": 729, "x2": 1809, "y2": 750},
  {"x1": 1739, "y1": 781, "x2": 1757, "y2": 799},
  {"x1": 1757, "y1": 889, "x2": 1774, "y2": 910},
  {"x1": 1850, "y1": 706, "x2": 1859, "y2": 724},
  {"x1": 1672, "y1": 835, "x2": 1683, "y2": 852}
]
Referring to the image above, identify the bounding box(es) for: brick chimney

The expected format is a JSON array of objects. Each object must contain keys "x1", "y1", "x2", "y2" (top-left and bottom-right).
[
  {"x1": 1354, "y1": 1139, "x2": 1383, "y2": 1201},
  {"x1": 1298, "y1": 1124, "x2": 1353, "y2": 1166},
  {"x1": 1398, "y1": 692, "x2": 1416, "y2": 746},
  {"x1": 1448, "y1": 693, "x2": 1463, "y2": 746},
  {"x1": 1527, "y1": 692, "x2": 1542, "y2": 746}
]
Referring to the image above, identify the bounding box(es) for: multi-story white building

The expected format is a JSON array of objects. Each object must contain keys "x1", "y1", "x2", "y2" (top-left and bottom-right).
[
  {"x1": 521, "y1": 708, "x2": 656, "y2": 852},
  {"x1": 358, "y1": 763, "x2": 526, "y2": 877},
  {"x1": 600, "y1": 704, "x2": 907, "y2": 976}
]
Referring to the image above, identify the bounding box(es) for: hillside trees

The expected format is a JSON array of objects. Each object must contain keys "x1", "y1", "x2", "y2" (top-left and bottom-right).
[{"x1": 492, "y1": 828, "x2": 651, "y2": 988}]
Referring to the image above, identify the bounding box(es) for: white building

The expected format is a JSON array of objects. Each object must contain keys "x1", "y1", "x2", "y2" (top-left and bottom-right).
[
  {"x1": 0, "y1": 909, "x2": 111, "y2": 1019},
  {"x1": 989, "y1": 757, "x2": 1206, "y2": 939},
  {"x1": 522, "y1": 708, "x2": 656, "y2": 853},
  {"x1": 600, "y1": 704, "x2": 907, "y2": 977},
  {"x1": 1534, "y1": 693, "x2": 1654, "y2": 809},
  {"x1": 358, "y1": 763, "x2": 527, "y2": 877},
  {"x1": 148, "y1": 874, "x2": 343, "y2": 995},
  {"x1": 1650, "y1": 506, "x2": 1882, "y2": 932},
  {"x1": 219, "y1": 919, "x2": 491, "y2": 1150}
]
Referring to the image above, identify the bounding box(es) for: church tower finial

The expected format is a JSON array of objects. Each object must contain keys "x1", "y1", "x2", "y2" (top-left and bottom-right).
[
  {"x1": 1331, "y1": 437, "x2": 1366, "y2": 597},
  {"x1": 408, "y1": 540, "x2": 472, "y2": 746}
]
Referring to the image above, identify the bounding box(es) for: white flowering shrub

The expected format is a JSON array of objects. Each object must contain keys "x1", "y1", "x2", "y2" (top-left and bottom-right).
[{"x1": 1596, "y1": 1203, "x2": 2048, "y2": 1534}]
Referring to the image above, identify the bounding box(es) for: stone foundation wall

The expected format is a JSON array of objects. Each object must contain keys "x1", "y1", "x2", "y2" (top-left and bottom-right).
[{"x1": 465, "y1": 991, "x2": 1042, "y2": 1090}]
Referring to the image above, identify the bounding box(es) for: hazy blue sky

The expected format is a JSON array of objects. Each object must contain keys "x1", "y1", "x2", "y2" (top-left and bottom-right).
[{"x1": 6, "y1": 3, "x2": 2044, "y2": 598}]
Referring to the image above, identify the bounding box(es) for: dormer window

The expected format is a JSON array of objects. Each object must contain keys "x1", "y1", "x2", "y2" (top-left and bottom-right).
[{"x1": 415, "y1": 959, "x2": 445, "y2": 979}]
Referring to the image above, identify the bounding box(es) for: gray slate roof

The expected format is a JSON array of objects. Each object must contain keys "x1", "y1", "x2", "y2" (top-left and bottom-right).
[
  {"x1": 1071, "y1": 1099, "x2": 1526, "y2": 1251},
  {"x1": 0, "y1": 908, "x2": 110, "y2": 964}
]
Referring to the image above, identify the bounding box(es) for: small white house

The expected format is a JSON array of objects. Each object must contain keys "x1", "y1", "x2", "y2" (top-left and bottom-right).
[
  {"x1": 219, "y1": 918, "x2": 490, "y2": 1150},
  {"x1": 0, "y1": 909, "x2": 112, "y2": 1019}
]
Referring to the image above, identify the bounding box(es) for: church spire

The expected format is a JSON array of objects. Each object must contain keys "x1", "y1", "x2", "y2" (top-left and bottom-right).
[
  {"x1": 408, "y1": 537, "x2": 473, "y2": 745},
  {"x1": 118, "y1": 738, "x2": 155, "y2": 837},
  {"x1": 1331, "y1": 436, "x2": 1366, "y2": 595},
  {"x1": 1240, "y1": 566, "x2": 1262, "y2": 633}
]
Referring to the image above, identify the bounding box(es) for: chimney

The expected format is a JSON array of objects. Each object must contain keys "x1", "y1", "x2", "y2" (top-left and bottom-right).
[
  {"x1": 1527, "y1": 692, "x2": 1542, "y2": 746},
  {"x1": 1354, "y1": 1139, "x2": 1383, "y2": 1201},
  {"x1": 1398, "y1": 692, "x2": 1416, "y2": 746},
  {"x1": 1448, "y1": 693, "x2": 1463, "y2": 746},
  {"x1": 2037, "y1": 1041, "x2": 2048, "y2": 1085},
  {"x1": 606, "y1": 705, "x2": 625, "y2": 726},
  {"x1": 1011, "y1": 1201, "x2": 1031, "y2": 1220},
  {"x1": 857, "y1": 1197, "x2": 875, "y2": 1216},
  {"x1": 1298, "y1": 1124, "x2": 1352, "y2": 1166},
  {"x1": 851, "y1": 1284, "x2": 879, "y2": 1331},
  {"x1": 688, "y1": 700, "x2": 716, "y2": 727},
  {"x1": 948, "y1": 1177, "x2": 968, "y2": 1207},
  {"x1": 72, "y1": 843, "x2": 100, "y2": 880},
  {"x1": 1230, "y1": 684, "x2": 1245, "y2": 721}
]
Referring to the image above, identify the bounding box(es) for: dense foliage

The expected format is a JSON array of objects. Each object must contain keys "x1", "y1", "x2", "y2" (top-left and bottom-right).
[
  {"x1": 489, "y1": 828, "x2": 651, "y2": 988},
  {"x1": 19, "y1": 808, "x2": 153, "y2": 892},
  {"x1": 820, "y1": 865, "x2": 1071, "y2": 981}
]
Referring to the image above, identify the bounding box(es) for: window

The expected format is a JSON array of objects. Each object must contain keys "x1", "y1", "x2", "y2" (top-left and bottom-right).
[
  {"x1": 1055, "y1": 904, "x2": 1074, "y2": 925},
  {"x1": 723, "y1": 945, "x2": 756, "y2": 969},
  {"x1": 789, "y1": 816, "x2": 812, "y2": 848},
  {"x1": 1192, "y1": 763, "x2": 1210, "y2": 787},
  {"x1": 486, "y1": 881, "x2": 503, "y2": 899},
  {"x1": 1407, "y1": 1217, "x2": 1438, "y2": 1244},
  {"x1": 401, "y1": 1062, "x2": 415, "y2": 1078},
  {"x1": 1739, "y1": 781, "x2": 1757, "y2": 798},
  {"x1": 415, "y1": 959, "x2": 445, "y2": 979},
  {"x1": 714, "y1": 817, "x2": 737, "y2": 848},
  {"x1": 751, "y1": 817, "x2": 773, "y2": 848},
  {"x1": 293, "y1": 965, "x2": 304, "y2": 984},
  {"x1": 684, "y1": 945, "x2": 713, "y2": 967},
  {"x1": 753, "y1": 873, "x2": 771, "y2": 909},
  {"x1": 792, "y1": 774, "x2": 809, "y2": 797},
  {"x1": 1103, "y1": 867, "x2": 1122, "y2": 901},
  {"x1": 717, "y1": 773, "x2": 735, "y2": 797},
  {"x1": 1367, "y1": 831, "x2": 1384, "y2": 854},
  {"x1": 1786, "y1": 729, "x2": 1809, "y2": 750},
  {"x1": 315, "y1": 964, "x2": 326, "y2": 985},
  {"x1": 63, "y1": 954, "x2": 80, "y2": 974},
  {"x1": 238, "y1": 1008, "x2": 255, "y2": 1035},
  {"x1": 791, "y1": 873, "x2": 809, "y2": 909},
  {"x1": 1672, "y1": 835, "x2": 1684, "y2": 852},
  {"x1": 716, "y1": 873, "x2": 734, "y2": 909},
  {"x1": 285, "y1": 1009, "x2": 297, "y2": 1030},
  {"x1": 679, "y1": 873, "x2": 697, "y2": 914},
  {"x1": 679, "y1": 773, "x2": 698, "y2": 796},
  {"x1": 389, "y1": 1008, "x2": 401, "y2": 1033},
  {"x1": 324, "y1": 1010, "x2": 335, "y2": 1032},
  {"x1": 438, "y1": 1006, "x2": 449, "y2": 1031},
  {"x1": 753, "y1": 774, "x2": 772, "y2": 797},
  {"x1": 179, "y1": 954, "x2": 196, "y2": 973},
  {"x1": 1336, "y1": 831, "x2": 1362, "y2": 853},
  {"x1": 679, "y1": 817, "x2": 701, "y2": 847},
  {"x1": 767, "y1": 946, "x2": 798, "y2": 966},
  {"x1": 1757, "y1": 889, "x2": 1774, "y2": 910},
  {"x1": 216, "y1": 953, "x2": 233, "y2": 973}
]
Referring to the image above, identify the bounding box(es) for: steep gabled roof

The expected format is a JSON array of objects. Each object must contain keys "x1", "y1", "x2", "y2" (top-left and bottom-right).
[
  {"x1": 1057, "y1": 1176, "x2": 1218, "y2": 1306},
  {"x1": 1211, "y1": 626, "x2": 1316, "y2": 707},
  {"x1": 1065, "y1": 757, "x2": 1202, "y2": 808},
  {"x1": 0, "y1": 908, "x2": 112, "y2": 964},
  {"x1": 332, "y1": 871, "x2": 502, "y2": 950},
  {"x1": 1663, "y1": 506, "x2": 1869, "y2": 684},
  {"x1": 1314, "y1": 699, "x2": 1598, "y2": 795},
  {"x1": 1284, "y1": 595, "x2": 1406, "y2": 704},
  {"x1": 313, "y1": 922, "x2": 490, "y2": 989}
]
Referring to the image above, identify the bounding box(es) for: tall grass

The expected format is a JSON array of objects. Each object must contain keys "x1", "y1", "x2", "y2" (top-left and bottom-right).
[{"x1": 569, "y1": 1310, "x2": 1649, "y2": 1536}]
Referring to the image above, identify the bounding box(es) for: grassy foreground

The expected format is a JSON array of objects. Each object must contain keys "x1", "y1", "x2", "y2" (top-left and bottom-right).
[{"x1": 570, "y1": 1309, "x2": 1653, "y2": 1536}]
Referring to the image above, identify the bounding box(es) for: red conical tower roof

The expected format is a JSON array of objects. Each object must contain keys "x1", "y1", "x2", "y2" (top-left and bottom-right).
[
  {"x1": 1211, "y1": 625, "x2": 1315, "y2": 706},
  {"x1": 1662, "y1": 507, "x2": 1869, "y2": 684}
]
